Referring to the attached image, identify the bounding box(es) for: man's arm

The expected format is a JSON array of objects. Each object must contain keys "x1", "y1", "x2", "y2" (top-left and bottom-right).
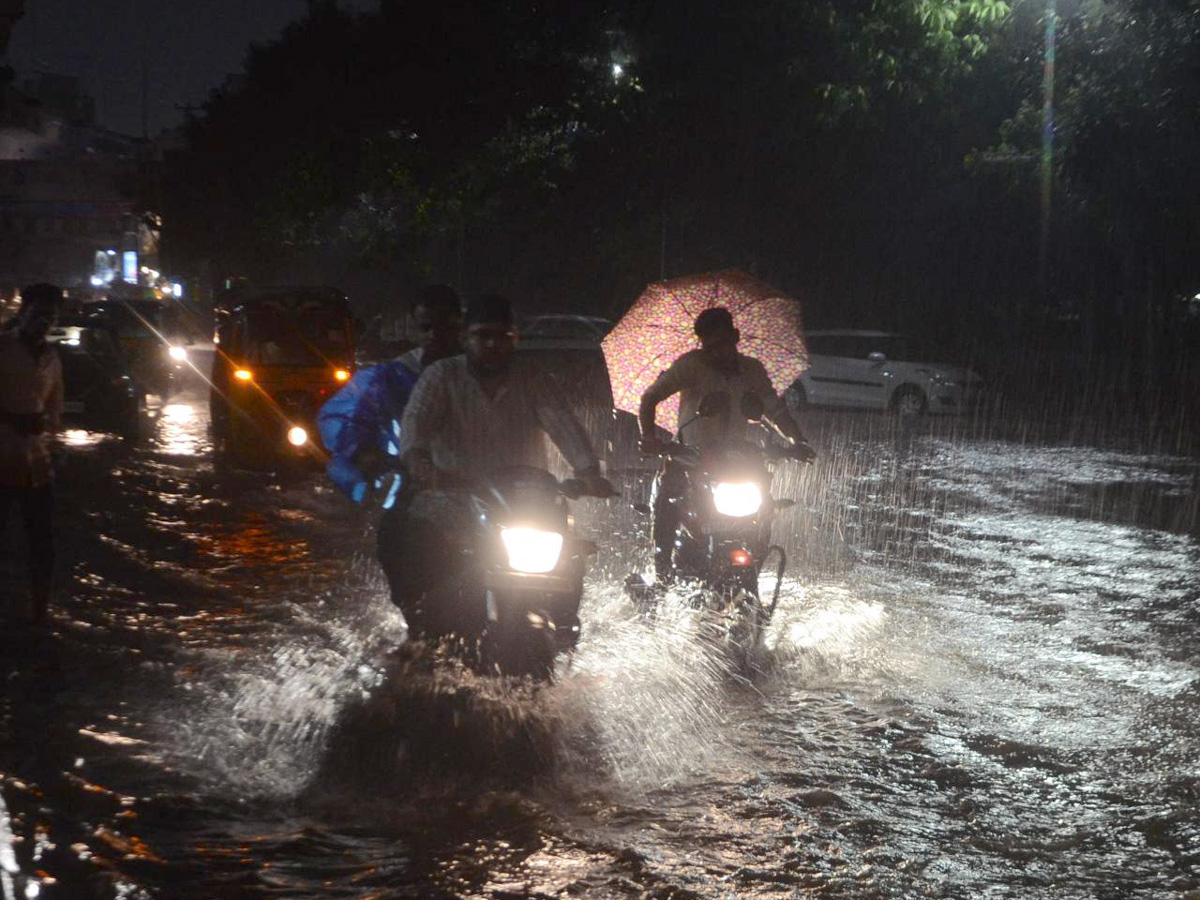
[
  {"x1": 45, "y1": 355, "x2": 64, "y2": 434},
  {"x1": 750, "y1": 360, "x2": 816, "y2": 460},
  {"x1": 398, "y1": 361, "x2": 448, "y2": 485},
  {"x1": 531, "y1": 367, "x2": 599, "y2": 475},
  {"x1": 637, "y1": 360, "x2": 686, "y2": 450}
]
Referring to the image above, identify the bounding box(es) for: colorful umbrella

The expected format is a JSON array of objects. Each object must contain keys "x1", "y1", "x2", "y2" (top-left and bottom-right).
[{"x1": 601, "y1": 269, "x2": 809, "y2": 435}]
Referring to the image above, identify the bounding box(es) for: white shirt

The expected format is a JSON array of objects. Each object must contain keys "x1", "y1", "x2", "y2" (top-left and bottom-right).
[
  {"x1": 400, "y1": 355, "x2": 598, "y2": 476},
  {"x1": 0, "y1": 330, "x2": 63, "y2": 488},
  {"x1": 647, "y1": 349, "x2": 784, "y2": 449}
]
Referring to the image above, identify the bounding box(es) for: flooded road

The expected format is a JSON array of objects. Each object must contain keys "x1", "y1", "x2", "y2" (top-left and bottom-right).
[{"x1": 2, "y1": 362, "x2": 1198, "y2": 899}]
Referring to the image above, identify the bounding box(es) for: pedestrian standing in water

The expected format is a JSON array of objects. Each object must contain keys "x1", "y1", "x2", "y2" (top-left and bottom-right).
[{"x1": 0, "y1": 283, "x2": 65, "y2": 625}]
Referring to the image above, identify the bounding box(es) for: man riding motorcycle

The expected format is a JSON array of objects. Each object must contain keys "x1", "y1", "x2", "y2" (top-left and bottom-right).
[
  {"x1": 392, "y1": 294, "x2": 613, "y2": 643},
  {"x1": 638, "y1": 307, "x2": 816, "y2": 584}
]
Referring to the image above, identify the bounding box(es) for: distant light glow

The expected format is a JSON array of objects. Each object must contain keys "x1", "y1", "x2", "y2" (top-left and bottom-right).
[
  {"x1": 612, "y1": 63, "x2": 624, "y2": 78},
  {"x1": 171, "y1": 282, "x2": 183, "y2": 298},
  {"x1": 234, "y1": 369, "x2": 252, "y2": 381},
  {"x1": 122, "y1": 251, "x2": 138, "y2": 284},
  {"x1": 89, "y1": 275, "x2": 103, "y2": 287},
  {"x1": 334, "y1": 368, "x2": 350, "y2": 382},
  {"x1": 287, "y1": 426, "x2": 308, "y2": 447},
  {"x1": 61, "y1": 429, "x2": 99, "y2": 447}
]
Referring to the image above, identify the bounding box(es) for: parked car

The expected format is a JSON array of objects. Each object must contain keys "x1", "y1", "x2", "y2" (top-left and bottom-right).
[
  {"x1": 788, "y1": 330, "x2": 984, "y2": 416},
  {"x1": 85, "y1": 297, "x2": 195, "y2": 400},
  {"x1": 521, "y1": 314, "x2": 613, "y2": 348},
  {"x1": 46, "y1": 317, "x2": 147, "y2": 442}
]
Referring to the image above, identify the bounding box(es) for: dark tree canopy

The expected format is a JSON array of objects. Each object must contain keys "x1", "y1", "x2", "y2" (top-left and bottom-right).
[{"x1": 164, "y1": 0, "x2": 1200, "y2": 377}]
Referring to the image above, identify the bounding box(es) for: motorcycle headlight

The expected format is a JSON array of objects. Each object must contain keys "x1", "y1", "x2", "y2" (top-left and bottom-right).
[
  {"x1": 500, "y1": 527, "x2": 564, "y2": 574},
  {"x1": 168, "y1": 346, "x2": 188, "y2": 362},
  {"x1": 711, "y1": 481, "x2": 763, "y2": 517}
]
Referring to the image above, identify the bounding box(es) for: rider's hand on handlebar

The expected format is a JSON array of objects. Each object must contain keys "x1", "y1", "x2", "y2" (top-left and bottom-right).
[{"x1": 790, "y1": 440, "x2": 817, "y2": 464}]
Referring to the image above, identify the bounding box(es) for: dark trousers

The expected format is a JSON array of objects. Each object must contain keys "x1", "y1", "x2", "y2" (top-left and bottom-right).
[
  {"x1": 376, "y1": 493, "x2": 485, "y2": 642},
  {"x1": 650, "y1": 461, "x2": 688, "y2": 582},
  {"x1": 1, "y1": 483, "x2": 54, "y2": 618}
]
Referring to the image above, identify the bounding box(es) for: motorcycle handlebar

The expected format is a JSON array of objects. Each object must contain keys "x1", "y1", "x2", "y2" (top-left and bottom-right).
[{"x1": 649, "y1": 441, "x2": 815, "y2": 464}]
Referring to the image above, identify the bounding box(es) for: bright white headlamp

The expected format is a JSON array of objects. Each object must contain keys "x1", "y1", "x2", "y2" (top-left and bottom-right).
[
  {"x1": 500, "y1": 526, "x2": 564, "y2": 574},
  {"x1": 711, "y1": 481, "x2": 763, "y2": 517}
]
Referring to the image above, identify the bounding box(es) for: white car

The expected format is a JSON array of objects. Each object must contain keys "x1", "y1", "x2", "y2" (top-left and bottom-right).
[{"x1": 788, "y1": 330, "x2": 984, "y2": 416}]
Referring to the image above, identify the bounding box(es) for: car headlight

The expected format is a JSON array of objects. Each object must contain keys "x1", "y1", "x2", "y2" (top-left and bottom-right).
[
  {"x1": 711, "y1": 481, "x2": 763, "y2": 517},
  {"x1": 500, "y1": 526, "x2": 564, "y2": 574},
  {"x1": 168, "y1": 346, "x2": 188, "y2": 362}
]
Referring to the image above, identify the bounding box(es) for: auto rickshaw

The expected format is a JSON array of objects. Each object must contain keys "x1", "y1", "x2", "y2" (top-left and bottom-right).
[{"x1": 210, "y1": 286, "x2": 355, "y2": 463}]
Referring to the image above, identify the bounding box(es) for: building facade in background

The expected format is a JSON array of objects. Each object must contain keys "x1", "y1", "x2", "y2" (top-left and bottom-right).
[{"x1": 0, "y1": 73, "x2": 163, "y2": 301}]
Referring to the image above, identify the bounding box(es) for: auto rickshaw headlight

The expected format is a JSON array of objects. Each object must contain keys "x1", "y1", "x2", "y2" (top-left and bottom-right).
[
  {"x1": 234, "y1": 368, "x2": 253, "y2": 382},
  {"x1": 334, "y1": 368, "x2": 350, "y2": 382}
]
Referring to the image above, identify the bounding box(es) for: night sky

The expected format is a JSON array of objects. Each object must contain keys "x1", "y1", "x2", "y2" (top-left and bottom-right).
[{"x1": 5, "y1": 0, "x2": 377, "y2": 137}]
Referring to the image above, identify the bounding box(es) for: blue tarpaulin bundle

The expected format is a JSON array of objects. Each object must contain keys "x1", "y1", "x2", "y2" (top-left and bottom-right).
[{"x1": 317, "y1": 360, "x2": 420, "y2": 508}]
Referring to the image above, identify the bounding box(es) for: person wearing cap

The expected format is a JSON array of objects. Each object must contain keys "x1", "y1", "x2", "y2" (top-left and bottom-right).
[
  {"x1": 0, "y1": 283, "x2": 65, "y2": 624},
  {"x1": 637, "y1": 306, "x2": 815, "y2": 583},
  {"x1": 386, "y1": 293, "x2": 611, "y2": 637},
  {"x1": 318, "y1": 284, "x2": 464, "y2": 505}
]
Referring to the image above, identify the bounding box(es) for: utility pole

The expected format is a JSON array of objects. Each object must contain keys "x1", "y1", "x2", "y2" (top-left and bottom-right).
[
  {"x1": 140, "y1": 55, "x2": 149, "y2": 141},
  {"x1": 1039, "y1": 0, "x2": 1057, "y2": 302}
]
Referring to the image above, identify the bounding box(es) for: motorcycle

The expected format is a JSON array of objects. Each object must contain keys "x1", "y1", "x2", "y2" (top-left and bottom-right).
[
  {"x1": 627, "y1": 392, "x2": 810, "y2": 666},
  {"x1": 402, "y1": 466, "x2": 614, "y2": 682}
]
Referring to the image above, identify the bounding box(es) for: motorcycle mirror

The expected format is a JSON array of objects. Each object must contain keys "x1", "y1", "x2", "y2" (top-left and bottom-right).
[
  {"x1": 697, "y1": 391, "x2": 730, "y2": 418},
  {"x1": 740, "y1": 392, "x2": 764, "y2": 421}
]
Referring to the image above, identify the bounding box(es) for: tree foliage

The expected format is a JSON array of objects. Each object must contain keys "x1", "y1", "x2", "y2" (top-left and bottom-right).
[{"x1": 163, "y1": 0, "x2": 1199, "y2": 354}]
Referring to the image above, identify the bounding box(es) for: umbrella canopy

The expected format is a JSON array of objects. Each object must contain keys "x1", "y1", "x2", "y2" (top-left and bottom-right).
[{"x1": 601, "y1": 269, "x2": 809, "y2": 434}]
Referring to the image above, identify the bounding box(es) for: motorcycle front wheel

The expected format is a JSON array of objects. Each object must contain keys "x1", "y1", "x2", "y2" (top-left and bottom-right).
[{"x1": 484, "y1": 611, "x2": 558, "y2": 681}]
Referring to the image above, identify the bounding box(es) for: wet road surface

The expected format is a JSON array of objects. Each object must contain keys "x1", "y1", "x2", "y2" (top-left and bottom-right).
[{"x1": 2, "y1": 361, "x2": 1198, "y2": 899}]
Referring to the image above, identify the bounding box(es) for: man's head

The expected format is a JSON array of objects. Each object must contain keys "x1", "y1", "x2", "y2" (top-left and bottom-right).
[
  {"x1": 411, "y1": 283, "x2": 463, "y2": 363},
  {"x1": 694, "y1": 307, "x2": 739, "y2": 363},
  {"x1": 16, "y1": 283, "x2": 64, "y2": 345},
  {"x1": 464, "y1": 293, "x2": 518, "y2": 377}
]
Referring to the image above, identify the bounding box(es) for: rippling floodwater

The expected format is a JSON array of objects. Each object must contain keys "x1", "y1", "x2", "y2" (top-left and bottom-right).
[{"x1": 2, "y1": 366, "x2": 1198, "y2": 899}]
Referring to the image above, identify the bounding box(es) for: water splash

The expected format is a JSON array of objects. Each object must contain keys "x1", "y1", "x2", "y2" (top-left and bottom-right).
[{"x1": 157, "y1": 563, "x2": 404, "y2": 797}]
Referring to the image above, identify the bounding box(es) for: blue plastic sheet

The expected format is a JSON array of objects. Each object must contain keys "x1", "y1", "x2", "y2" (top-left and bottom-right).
[{"x1": 317, "y1": 360, "x2": 420, "y2": 508}]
